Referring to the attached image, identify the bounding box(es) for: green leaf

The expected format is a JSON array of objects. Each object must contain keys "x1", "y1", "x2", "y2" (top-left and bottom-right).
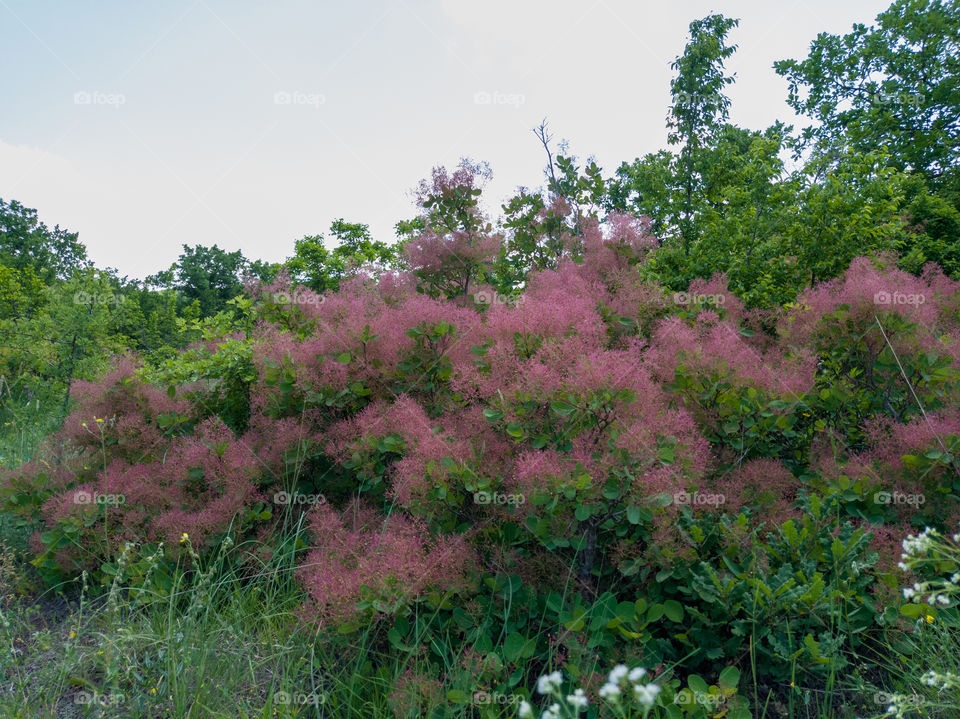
[
  {"x1": 335, "y1": 352, "x2": 351, "y2": 364},
  {"x1": 446, "y1": 690, "x2": 471, "y2": 705},
  {"x1": 502, "y1": 632, "x2": 527, "y2": 662},
  {"x1": 505, "y1": 422, "x2": 525, "y2": 438},
  {"x1": 718, "y1": 666, "x2": 740, "y2": 690},
  {"x1": 663, "y1": 600, "x2": 684, "y2": 622},
  {"x1": 688, "y1": 675, "x2": 709, "y2": 694},
  {"x1": 899, "y1": 603, "x2": 928, "y2": 619}
]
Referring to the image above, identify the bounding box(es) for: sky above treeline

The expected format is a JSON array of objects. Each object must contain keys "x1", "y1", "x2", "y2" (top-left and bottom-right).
[{"x1": 0, "y1": 0, "x2": 892, "y2": 280}]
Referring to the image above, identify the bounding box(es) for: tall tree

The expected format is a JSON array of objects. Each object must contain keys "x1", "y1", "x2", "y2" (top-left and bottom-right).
[
  {"x1": 668, "y1": 14, "x2": 740, "y2": 254},
  {"x1": 403, "y1": 161, "x2": 500, "y2": 301},
  {"x1": 286, "y1": 219, "x2": 395, "y2": 293},
  {"x1": 612, "y1": 15, "x2": 740, "y2": 257},
  {"x1": 775, "y1": 0, "x2": 960, "y2": 182},
  {"x1": 150, "y1": 244, "x2": 249, "y2": 317},
  {"x1": 0, "y1": 198, "x2": 88, "y2": 282}
]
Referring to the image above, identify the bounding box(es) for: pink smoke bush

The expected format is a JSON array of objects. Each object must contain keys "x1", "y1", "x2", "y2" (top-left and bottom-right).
[{"x1": 297, "y1": 500, "x2": 476, "y2": 625}]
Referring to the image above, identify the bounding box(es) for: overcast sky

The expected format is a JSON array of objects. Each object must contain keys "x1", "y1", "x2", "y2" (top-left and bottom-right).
[{"x1": 1, "y1": 0, "x2": 892, "y2": 280}]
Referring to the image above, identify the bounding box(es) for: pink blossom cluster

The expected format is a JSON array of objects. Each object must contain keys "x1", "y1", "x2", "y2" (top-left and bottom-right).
[{"x1": 297, "y1": 500, "x2": 475, "y2": 625}]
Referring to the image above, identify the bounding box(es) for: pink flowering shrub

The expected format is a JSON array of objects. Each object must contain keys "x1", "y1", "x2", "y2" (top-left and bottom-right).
[
  {"x1": 781, "y1": 255, "x2": 943, "y2": 352},
  {"x1": 780, "y1": 254, "x2": 960, "y2": 452},
  {"x1": 712, "y1": 458, "x2": 802, "y2": 527},
  {"x1": 4, "y1": 162, "x2": 960, "y2": 689},
  {"x1": 403, "y1": 160, "x2": 501, "y2": 300},
  {"x1": 296, "y1": 500, "x2": 476, "y2": 626}
]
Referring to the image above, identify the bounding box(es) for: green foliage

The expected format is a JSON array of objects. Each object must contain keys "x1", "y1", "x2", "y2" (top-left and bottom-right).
[
  {"x1": 286, "y1": 218, "x2": 396, "y2": 293},
  {"x1": 149, "y1": 243, "x2": 249, "y2": 317},
  {"x1": 0, "y1": 197, "x2": 88, "y2": 282},
  {"x1": 666, "y1": 14, "x2": 739, "y2": 255},
  {"x1": 140, "y1": 296, "x2": 257, "y2": 433},
  {"x1": 775, "y1": 0, "x2": 960, "y2": 181}
]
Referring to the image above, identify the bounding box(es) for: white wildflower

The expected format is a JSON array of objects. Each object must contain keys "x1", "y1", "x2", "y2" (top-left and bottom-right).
[
  {"x1": 609, "y1": 665, "x2": 629, "y2": 684},
  {"x1": 566, "y1": 688, "x2": 588, "y2": 710},
  {"x1": 537, "y1": 671, "x2": 563, "y2": 695},
  {"x1": 598, "y1": 682, "x2": 621, "y2": 700},
  {"x1": 632, "y1": 682, "x2": 661, "y2": 708},
  {"x1": 541, "y1": 701, "x2": 562, "y2": 719}
]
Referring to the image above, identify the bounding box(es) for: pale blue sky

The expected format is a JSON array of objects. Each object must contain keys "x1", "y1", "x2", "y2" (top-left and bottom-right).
[{"x1": 0, "y1": 0, "x2": 892, "y2": 279}]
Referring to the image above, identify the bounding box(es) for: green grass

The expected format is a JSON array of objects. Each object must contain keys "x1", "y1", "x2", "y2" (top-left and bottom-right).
[{"x1": 0, "y1": 525, "x2": 944, "y2": 719}]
